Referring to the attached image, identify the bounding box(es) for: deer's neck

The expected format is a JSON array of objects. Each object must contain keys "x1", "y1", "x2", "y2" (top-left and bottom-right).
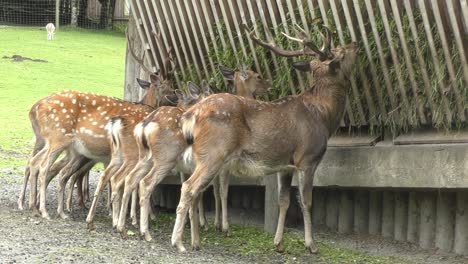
[{"x1": 302, "y1": 77, "x2": 348, "y2": 135}]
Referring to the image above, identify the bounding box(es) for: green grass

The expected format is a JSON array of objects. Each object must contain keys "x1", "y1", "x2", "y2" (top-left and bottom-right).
[
  {"x1": 153, "y1": 213, "x2": 406, "y2": 264},
  {"x1": 0, "y1": 26, "x2": 127, "y2": 169}
]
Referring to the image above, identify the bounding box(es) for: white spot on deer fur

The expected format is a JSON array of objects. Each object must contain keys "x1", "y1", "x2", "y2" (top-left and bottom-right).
[
  {"x1": 100, "y1": 111, "x2": 107, "y2": 115},
  {"x1": 87, "y1": 114, "x2": 91, "y2": 117},
  {"x1": 89, "y1": 118, "x2": 94, "y2": 121},
  {"x1": 62, "y1": 109, "x2": 67, "y2": 113},
  {"x1": 61, "y1": 128, "x2": 66, "y2": 133},
  {"x1": 92, "y1": 100, "x2": 96, "y2": 106},
  {"x1": 85, "y1": 96, "x2": 89, "y2": 99},
  {"x1": 119, "y1": 103, "x2": 122, "y2": 106},
  {"x1": 72, "y1": 99, "x2": 77, "y2": 104},
  {"x1": 105, "y1": 116, "x2": 109, "y2": 120},
  {"x1": 168, "y1": 117, "x2": 173, "y2": 121},
  {"x1": 52, "y1": 109, "x2": 57, "y2": 113},
  {"x1": 83, "y1": 116, "x2": 87, "y2": 120},
  {"x1": 102, "y1": 98, "x2": 106, "y2": 102},
  {"x1": 106, "y1": 104, "x2": 110, "y2": 106},
  {"x1": 55, "y1": 123, "x2": 60, "y2": 127},
  {"x1": 60, "y1": 102, "x2": 64, "y2": 107},
  {"x1": 183, "y1": 146, "x2": 193, "y2": 164},
  {"x1": 123, "y1": 108, "x2": 127, "y2": 111},
  {"x1": 50, "y1": 114, "x2": 55, "y2": 119},
  {"x1": 113, "y1": 103, "x2": 116, "y2": 106},
  {"x1": 99, "y1": 125, "x2": 104, "y2": 128},
  {"x1": 92, "y1": 121, "x2": 98, "y2": 126},
  {"x1": 70, "y1": 109, "x2": 74, "y2": 113},
  {"x1": 66, "y1": 115, "x2": 70, "y2": 118},
  {"x1": 79, "y1": 127, "x2": 85, "y2": 133},
  {"x1": 97, "y1": 106, "x2": 102, "y2": 110},
  {"x1": 54, "y1": 117, "x2": 59, "y2": 121},
  {"x1": 81, "y1": 109, "x2": 87, "y2": 113}
]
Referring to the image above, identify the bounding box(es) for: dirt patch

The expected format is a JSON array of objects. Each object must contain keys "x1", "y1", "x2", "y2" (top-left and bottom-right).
[
  {"x1": 0, "y1": 169, "x2": 467, "y2": 263},
  {"x1": 2, "y1": 55, "x2": 48, "y2": 63}
]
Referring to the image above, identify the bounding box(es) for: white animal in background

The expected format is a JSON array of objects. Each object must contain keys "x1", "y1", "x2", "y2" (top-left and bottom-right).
[{"x1": 46, "y1": 23, "x2": 55, "y2": 41}]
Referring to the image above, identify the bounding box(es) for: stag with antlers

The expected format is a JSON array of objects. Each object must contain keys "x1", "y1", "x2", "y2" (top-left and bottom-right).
[{"x1": 171, "y1": 24, "x2": 357, "y2": 253}]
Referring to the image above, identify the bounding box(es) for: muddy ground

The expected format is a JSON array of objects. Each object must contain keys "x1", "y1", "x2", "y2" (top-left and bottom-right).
[{"x1": 0, "y1": 169, "x2": 467, "y2": 263}]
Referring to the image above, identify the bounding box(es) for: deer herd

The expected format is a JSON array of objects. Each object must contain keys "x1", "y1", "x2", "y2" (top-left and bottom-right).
[{"x1": 18, "y1": 23, "x2": 357, "y2": 254}]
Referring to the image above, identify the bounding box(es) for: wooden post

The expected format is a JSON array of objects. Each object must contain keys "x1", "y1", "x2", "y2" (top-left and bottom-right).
[
  {"x1": 326, "y1": 189, "x2": 339, "y2": 231},
  {"x1": 312, "y1": 188, "x2": 326, "y2": 227},
  {"x1": 264, "y1": 174, "x2": 278, "y2": 233},
  {"x1": 394, "y1": 191, "x2": 408, "y2": 241},
  {"x1": 435, "y1": 192, "x2": 455, "y2": 252},
  {"x1": 419, "y1": 192, "x2": 436, "y2": 249},
  {"x1": 407, "y1": 192, "x2": 419, "y2": 243},
  {"x1": 381, "y1": 191, "x2": 394, "y2": 238},
  {"x1": 354, "y1": 190, "x2": 369, "y2": 234},
  {"x1": 454, "y1": 191, "x2": 468, "y2": 254},
  {"x1": 338, "y1": 190, "x2": 353, "y2": 234},
  {"x1": 368, "y1": 190, "x2": 382, "y2": 235},
  {"x1": 55, "y1": 0, "x2": 60, "y2": 30}
]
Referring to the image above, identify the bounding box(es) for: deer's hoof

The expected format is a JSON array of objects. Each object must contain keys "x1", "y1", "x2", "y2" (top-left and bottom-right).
[
  {"x1": 308, "y1": 244, "x2": 319, "y2": 254},
  {"x1": 275, "y1": 241, "x2": 285, "y2": 253}
]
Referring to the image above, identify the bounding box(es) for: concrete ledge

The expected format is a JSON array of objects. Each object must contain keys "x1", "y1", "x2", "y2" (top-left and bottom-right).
[
  {"x1": 162, "y1": 143, "x2": 468, "y2": 188},
  {"x1": 312, "y1": 143, "x2": 468, "y2": 188}
]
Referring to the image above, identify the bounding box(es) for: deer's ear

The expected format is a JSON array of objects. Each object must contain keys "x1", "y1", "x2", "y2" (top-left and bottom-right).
[
  {"x1": 136, "y1": 78, "x2": 151, "y2": 90},
  {"x1": 149, "y1": 74, "x2": 161, "y2": 84},
  {"x1": 187, "y1": 82, "x2": 201, "y2": 99},
  {"x1": 292, "y1": 61, "x2": 311, "y2": 72},
  {"x1": 328, "y1": 58, "x2": 341, "y2": 73},
  {"x1": 219, "y1": 65, "x2": 235, "y2": 80},
  {"x1": 164, "y1": 92, "x2": 179, "y2": 105}
]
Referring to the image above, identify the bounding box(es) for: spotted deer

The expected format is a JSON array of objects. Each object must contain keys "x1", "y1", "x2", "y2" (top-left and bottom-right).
[
  {"x1": 171, "y1": 25, "x2": 358, "y2": 253},
  {"x1": 112, "y1": 82, "x2": 211, "y2": 240},
  {"x1": 22, "y1": 31, "x2": 176, "y2": 219},
  {"x1": 85, "y1": 77, "x2": 179, "y2": 230}
]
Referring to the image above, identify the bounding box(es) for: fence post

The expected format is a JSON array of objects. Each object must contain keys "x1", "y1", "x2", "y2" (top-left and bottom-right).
[{"x1": 55, "y1": 0, "x2": 60, "y2": 30}]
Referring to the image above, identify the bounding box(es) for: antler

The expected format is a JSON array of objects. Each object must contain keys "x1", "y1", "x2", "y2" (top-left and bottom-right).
[
  {"x1": 151, "y1": 26, "x2": 177, "y2": 79},
  {"x1": 242, "y1": 24, "x2": 316, "y2": 58},
  {"x1": 126, "y1": 30, "x2": 154, "y2": 75}
]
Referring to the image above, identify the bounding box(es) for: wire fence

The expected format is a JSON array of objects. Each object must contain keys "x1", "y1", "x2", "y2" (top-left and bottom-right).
[{"x1": 0, "y1": 0, "x2": 130, "y2": 30}]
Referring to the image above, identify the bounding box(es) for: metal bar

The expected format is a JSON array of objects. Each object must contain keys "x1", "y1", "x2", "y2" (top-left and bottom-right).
[
  {"x1": 189, "y1": 1, "x2": 218, "y2": 80},
  {"x1": 156, "y1": 0, "x2": 187, "y2": 78},
  {"x1": 418, "y1": 0, "x2": 454, "y2": 123},
  {"x1": 330, "y1": 0, "x2": 366, "y2": 126},
  {"x1": 142, "y1": 0, "x2": 166, "y2": 71},
  {"x1": 341, "y1": 1, "x2": 378, "y2": 124},
  {"x1": 296, "y1": 0, "x2": 310, "y2": 33},
  {"x1": 428, "y1": 0, "x2": 465, "y2": 121},
  {"x1": 306, "y1": 0, "x2": 317, "y2": 20},
  {"x1": 363, "y1": 0, "x2": 398, "y2": 118},
  {"x1": 402, "y1": 1, "x2": 442, "y2": 122},
  {"x1": 234, "y1": 0, "x2": 262, "y2": 76},
  {"x1": 217, "y1": 0, "x2": 241, "y2": 65},
  {"x1": 273, "y1": 0, "x2": 301, "y2": 94},
  {"x1": 128, "y1": 0, "x2": 154, "y2": 73},
  {"x1": 208, "y1": 0, "x2": 228, "y2": 50},
  {"x1": 389, "y1": 0, "x2": 427, "y2": 124},
  {"x1": 166, "y1": 0, "x2": 202, "y2": 80},
  {"x1": 135, "y1": 0, "x2": 158, "y2": 70},
  {"x1": 348, "y1": 0, "x2": 388, "y2": 122},
  {"x1": 245, "y1": 0, "x2": 273, "y2": 82},
  {"x1": 445, "y1": 0, "x2": 468, "y2": 89},
  {"x1": 225, "y1": 0, "x2": 249, "y2": 63},
  {"x1": 174, "y1": 0, "x2": 204, "y2": 80}
]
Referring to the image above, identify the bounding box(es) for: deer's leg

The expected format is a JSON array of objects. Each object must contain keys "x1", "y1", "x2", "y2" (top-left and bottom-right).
[
  {"x1": 139, "y1": 164, "x2": 175, "y2": 242},
  {"x1": 66, "y1": 170, "x2": 79, "y2": 212},
  {"x1": 83, "y1": 171, "x2": 90, "y2": 202},
  {"x1": 18, "y1": 166, "x2": 30, "y2": 211},
  {"x1": 28, "y1": 147, "x2": 48, "y2": 215},
  {"x1": 38, "y1": 144, "x2": 66, "y2": 219},
  {"x1": 220, "y1": 171, "x2": 231, "y2": 235},
  {"x1": 130, "y1": 190, "x2": 138, "y2": 226},
  {"x1": 274, "y1": 172, "x2": 293, "y2": 252},
  {"x1": 198, "y1": 192, "x2": 207, "y2": 231},
  {"x1": 190, "y1": 194, "x2": 202, "y2": 250},
  {"x1": 298, "y1": 163, "x2": 320, "y2": 254},
  {"x1": 57, "y1": 158, "x2": 84, "y2": 219},
  {"x1": 86, "y1": 162, "x2": 120, "y2": 230},
  {"x1": 212, "y1": 177, "x2": 221, "y2": 231},
  {"x1": 112, "y1": 187, "x2": 123, "y2": 229},
  {"x1": 172, "y1": 163, "x2": 221, "y2": 252}
]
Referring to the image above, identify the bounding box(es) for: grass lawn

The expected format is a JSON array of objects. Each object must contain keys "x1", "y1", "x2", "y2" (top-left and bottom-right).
[{"x1": 0, "y1": 26, "x2": 127, "y2": 168}]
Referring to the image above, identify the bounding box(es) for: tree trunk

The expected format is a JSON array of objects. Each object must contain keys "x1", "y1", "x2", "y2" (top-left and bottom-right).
[
  {"x1": 70, "y1": 0, "x2": 78, "y2": 27},
  {"x1": 78, "y1": 0, "x2": 88, "y2": 27}
]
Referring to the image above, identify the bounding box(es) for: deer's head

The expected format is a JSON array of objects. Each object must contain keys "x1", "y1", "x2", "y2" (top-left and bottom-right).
[
  {"x1": 174, "y1": 81, "x2": 214, "y2": 109},
  {"x1": 246, "y1": 24, "x2": 358, "y2": 84},
  {"x1": 219, "y1": 64, "x2": 271, "y2": 98}
]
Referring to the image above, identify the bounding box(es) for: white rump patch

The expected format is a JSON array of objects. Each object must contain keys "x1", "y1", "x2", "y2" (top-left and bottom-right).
[{"x1": 182, "y1": 146, "x2": 193, "y2": 165}]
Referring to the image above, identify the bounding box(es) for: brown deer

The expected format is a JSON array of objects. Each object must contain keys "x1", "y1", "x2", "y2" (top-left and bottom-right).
[
  {"x1": 22, "y1": 31, "x2": 176, "y2": 219},
  {"x1": 171, "y1": 25, "x2": 357, "y2": 253}
]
